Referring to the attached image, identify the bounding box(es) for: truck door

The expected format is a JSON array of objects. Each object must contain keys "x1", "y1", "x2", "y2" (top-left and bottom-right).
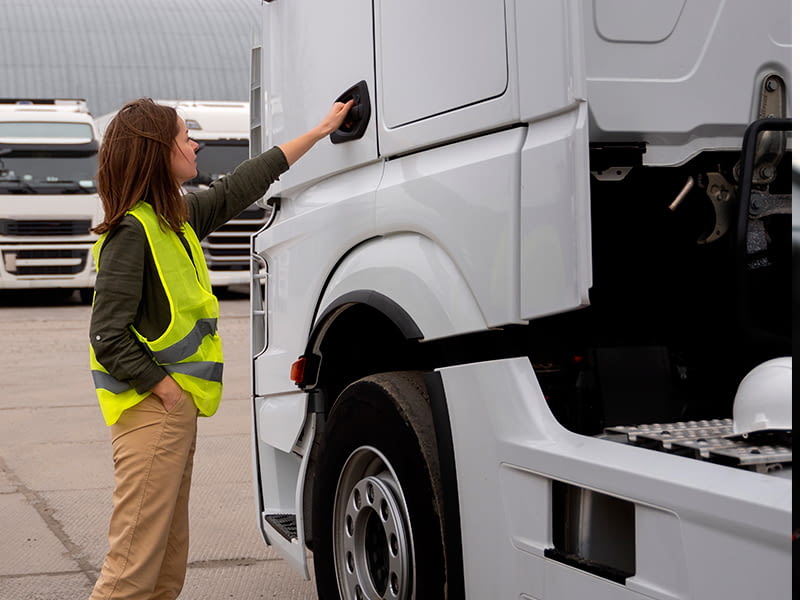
[
  {"x1": 373, "y1": 0, "x2": 591, "y2": 329},
  {"x1": 260, "y1": 0, "x2": 378, "y2": 194}
]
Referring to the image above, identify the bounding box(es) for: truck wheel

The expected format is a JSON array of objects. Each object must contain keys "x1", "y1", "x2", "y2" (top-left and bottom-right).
[
  {"x1": 78, "y1": 288, "x2": 93, "y2": 305},
  {"x1": 311, "y1": 372, "x2": 449, "y2": 600}
]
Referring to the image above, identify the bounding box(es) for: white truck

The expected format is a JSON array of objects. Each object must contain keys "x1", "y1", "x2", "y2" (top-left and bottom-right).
[
  {"x1": 248, "y1": 2, "x2": 792, "y2": 599},
  {"x1": 96, "y1": 100, "x2": 266, "y2": 291},
  {"x1": 0, "y1": 98, "x2": 102, "y2": 302}
]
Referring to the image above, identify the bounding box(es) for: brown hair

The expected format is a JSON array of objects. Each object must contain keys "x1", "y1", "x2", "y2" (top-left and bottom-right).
[{"x1": 93, "y1": 98, "x2": 188, "y2": 234}]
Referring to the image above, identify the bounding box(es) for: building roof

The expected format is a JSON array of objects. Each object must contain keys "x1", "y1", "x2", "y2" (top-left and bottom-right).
[{"x1": 0, "y1": 0, "x2": 260, "y2": 117}]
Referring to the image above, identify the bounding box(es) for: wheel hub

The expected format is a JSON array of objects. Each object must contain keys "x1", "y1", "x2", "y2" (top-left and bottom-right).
[{"x1": 334, "y1": 453, "x2": 411, "y2": 600}]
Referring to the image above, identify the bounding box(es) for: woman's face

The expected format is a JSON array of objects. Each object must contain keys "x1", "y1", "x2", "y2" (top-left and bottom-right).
[{"x1": 170, "y1": 116, "x2": 199, "y2": 183}]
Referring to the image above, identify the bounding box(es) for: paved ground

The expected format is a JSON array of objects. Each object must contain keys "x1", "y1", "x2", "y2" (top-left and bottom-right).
[{"x1": 0, "y1": 289, "x2": 318, "y2": 600}]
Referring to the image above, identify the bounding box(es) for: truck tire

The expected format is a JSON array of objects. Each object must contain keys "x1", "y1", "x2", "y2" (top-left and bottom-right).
[
  {"x1": 78, "y1": 288, "x2": 93, "y2": 305},
  {"x1": 311, "y1": 372, "x2": 449, "y2": 600}
]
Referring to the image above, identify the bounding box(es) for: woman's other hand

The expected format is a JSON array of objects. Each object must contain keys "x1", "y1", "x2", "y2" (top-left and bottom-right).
[{"x1": 151, "y1": 375, "x2": 184, "y2": 412}]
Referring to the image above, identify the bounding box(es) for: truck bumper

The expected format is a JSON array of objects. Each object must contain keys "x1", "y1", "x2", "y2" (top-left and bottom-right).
[{"x1": 0, "y1": 242, "x2": 96, "y2": 289}]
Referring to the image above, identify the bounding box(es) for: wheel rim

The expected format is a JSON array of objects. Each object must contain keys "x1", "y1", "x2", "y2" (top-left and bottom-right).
[{"x1": 333, "y1": 446, "x2": 412, "y2": 600}]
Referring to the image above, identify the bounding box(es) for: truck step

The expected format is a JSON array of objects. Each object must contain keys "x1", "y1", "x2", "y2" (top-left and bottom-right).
[
  {"x1": 604, "y1": 419, "x2": 791, "y2": 472},
  {"x1": 264, "y1": 513, "x2": 298, "y2": 542}
]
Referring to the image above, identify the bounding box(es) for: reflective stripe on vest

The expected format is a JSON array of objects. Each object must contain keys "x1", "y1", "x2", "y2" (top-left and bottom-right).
[
  {"x1": 91, "y1": 359, "x2": 223, "y2": 393},
  {"x1": 150, "y1": 317, "x2": 218, "y2": 364},
  {"x1": 89, "y1": 201, "x2": 223, "y2": 425}
]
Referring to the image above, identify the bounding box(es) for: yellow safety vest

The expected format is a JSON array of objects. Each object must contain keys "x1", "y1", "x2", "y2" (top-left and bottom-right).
[{"x1": 89, "y1": 201, "x2": 223, "y2": 425}]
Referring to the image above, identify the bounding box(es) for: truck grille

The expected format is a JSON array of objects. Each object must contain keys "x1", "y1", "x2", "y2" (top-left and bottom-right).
[
  {"x1": 604, "y1": 419, "x2": 792, "y2": 473},
  {"x1": 202, "y1": 206, "x2": 268, "y2": 270},
  {"x1": 0, "y1": 219, "x2": 92, "y2": 236}
]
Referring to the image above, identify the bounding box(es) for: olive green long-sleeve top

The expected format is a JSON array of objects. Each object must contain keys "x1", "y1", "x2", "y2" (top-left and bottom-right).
[{"x1": 89, "y1": 147, "x2": 288, "y2": 396}]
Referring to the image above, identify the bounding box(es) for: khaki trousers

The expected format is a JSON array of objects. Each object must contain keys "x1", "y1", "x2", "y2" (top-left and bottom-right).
[{"x1": 90, "y1": 393, "x2": 198, "y2": 600}]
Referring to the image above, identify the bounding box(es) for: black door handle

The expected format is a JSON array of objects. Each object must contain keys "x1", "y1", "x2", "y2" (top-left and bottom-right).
[{"x1": 330, "y1": 80, "x2": 371, "y2": 144}]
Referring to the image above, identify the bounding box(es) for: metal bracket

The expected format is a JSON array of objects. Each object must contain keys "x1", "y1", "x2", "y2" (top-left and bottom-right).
[
  {"x1": 697, "y1": 172, "x2": 735, "y2": 244},
  {"x1": 739, "y1": 74, "x2": 787, "y2": 186},
  {"x1": 748, "y1": 191, "x2": 791, "y2": 219}
]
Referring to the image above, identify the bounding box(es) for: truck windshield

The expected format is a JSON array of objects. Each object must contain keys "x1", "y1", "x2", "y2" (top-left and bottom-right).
[
  {"x1": 184, "y1": 139, "x2": 248, "y2": 190},
  {"x1": 0, "y1": 121, "x2": 94, "y2": 142},
  {"x1": 0, "y1": 150, "x2": 97, "y2": 194}
]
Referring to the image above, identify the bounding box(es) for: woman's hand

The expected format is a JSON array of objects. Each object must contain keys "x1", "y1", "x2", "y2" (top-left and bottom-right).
[
  {"x1": 279, "y1": 99, "x2": 355, "y2": 166},
  {"x1": 151, "y1": 375, "x2": 184, "y2": 412},
  {"x1": 315, "y1": 99, "x2": 355, "y2": 138}
]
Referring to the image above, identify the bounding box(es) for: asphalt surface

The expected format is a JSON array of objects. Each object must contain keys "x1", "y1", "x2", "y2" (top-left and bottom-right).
[{"x1": 0, "y1": 288, "x2": 318, "y2": 600}]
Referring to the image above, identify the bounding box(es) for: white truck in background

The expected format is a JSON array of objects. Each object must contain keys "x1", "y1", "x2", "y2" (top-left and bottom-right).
[
  {"x1": 96, "y1": 100, "x2": 265, "y2": 291},
  {"x1": 249, "y1": 1, "x2": 792, "y2": 599},
  {"x1": 0, "y1": 98, "x2": 101, "y2": 302}
]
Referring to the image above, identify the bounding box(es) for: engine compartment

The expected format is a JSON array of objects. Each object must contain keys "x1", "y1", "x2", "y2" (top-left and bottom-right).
[{"x1": 530, "y1": 145, "x2": 792, "y2": 446}]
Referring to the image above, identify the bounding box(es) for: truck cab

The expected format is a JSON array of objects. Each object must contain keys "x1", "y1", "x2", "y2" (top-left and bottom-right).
[
  {"x1": 249, "y1": 2, "x2": 791, "y2": 598},
  {"x1": 0, "y1": 98, "x2": 102, "y2": 301}
]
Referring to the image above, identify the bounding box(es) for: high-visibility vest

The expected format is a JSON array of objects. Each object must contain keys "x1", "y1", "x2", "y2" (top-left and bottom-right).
[{"x1": 89, "y1": 201, "x2": 223, "y2": 425}]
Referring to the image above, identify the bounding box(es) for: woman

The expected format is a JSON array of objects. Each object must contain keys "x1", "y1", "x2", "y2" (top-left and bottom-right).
[{"x1": 87, "y1": 97, "x2": 352, "y2": 600}]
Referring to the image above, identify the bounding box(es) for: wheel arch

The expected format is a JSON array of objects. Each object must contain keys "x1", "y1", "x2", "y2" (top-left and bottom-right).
[
  {"x1": 314, "y1": 289, "x2": 423, "y2": 344},
  {"x1": 313, "y1": 232, "x2": 487, "y2": 344},
  {"x1": 304, "y1": 291, "x2": 422, "y2": 404},
  {"x1": 298, "y1": 232, "x2": 489, "y2": 403}
]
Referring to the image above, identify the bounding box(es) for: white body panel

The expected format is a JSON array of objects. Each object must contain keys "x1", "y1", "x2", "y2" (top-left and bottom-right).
[
  {"x1": 377, "y1": 0, "x2": 507, "y2": 129},
  {"x1": 375, "y1": 0, "x2": 588, "y2": 160},
  {"x1": 255, "y1": 119, "x2": 592, "y2": 451},
  {"x1": 520, "y1": 104, "x2": 592, "y2": 319},
  {"x1": 375, "y1": 128, "x2": 525, "y2": 330},
  {"x1": 252, "y1": 162, "x2": 382, "y2": 397},
  {"x1": 262, "y1": 0, "x2": 378, "y2": 193},
  {"x1": 584, "y1": 0, "x2": 792, "y2": 165},
  {"x1": 440, "y1": 357, "x2": 790, "y2": 600},
  {"x1": 319, "y1": 234, "x2": 488, "y2": 340}
]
